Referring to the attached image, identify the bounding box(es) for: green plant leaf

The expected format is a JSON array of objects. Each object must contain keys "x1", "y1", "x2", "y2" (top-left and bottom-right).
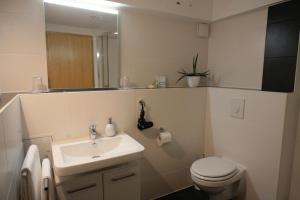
[
  {"x1": 193, "y1": 53, "x2": 199, "y2": 74},
  {"x1": 180, "y1": 68, "x2": 188, "y2": 74},
  {"x1": 193, "y1": 70, "x2": 209, "y2": 77},
  {"x1": 176, "y1": 75, "x2": 186, "y2": 83},
  {"x1": 177, "y1": 71, "x2": 186, "y2": 75},
  {"x1": 192, "y1": 57, "x2": 195, "y2": 69}
]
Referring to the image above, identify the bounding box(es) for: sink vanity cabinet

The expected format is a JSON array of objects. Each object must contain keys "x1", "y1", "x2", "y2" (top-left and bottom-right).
[
  {"x1": 52, "y1": 133, "x2": 144, "y2": 200},
  {"x1": 56, "y1": 162, "x2": 141, "y2": 200},
  {"x1": 58, "y1": 171, "x2": 103, "y2": 200},
  {"x1": 103, "y1": 162, "x2": 141, "y2": 200}
]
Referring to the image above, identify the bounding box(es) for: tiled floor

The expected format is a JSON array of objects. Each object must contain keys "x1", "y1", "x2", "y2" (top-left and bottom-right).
[{"x1": 156, "y1": 186, "x2": 209, "y2": 200}]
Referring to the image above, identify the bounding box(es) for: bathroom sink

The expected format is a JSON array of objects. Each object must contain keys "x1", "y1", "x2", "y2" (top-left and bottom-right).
[{"x1": 52, "y1": 133, "x2": 145, "y2": 176}]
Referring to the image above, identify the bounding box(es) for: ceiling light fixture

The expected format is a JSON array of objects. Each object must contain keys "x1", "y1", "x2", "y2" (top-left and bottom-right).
[{"x1": 44, "y1": 0, "x2": 123, "y2": 15}]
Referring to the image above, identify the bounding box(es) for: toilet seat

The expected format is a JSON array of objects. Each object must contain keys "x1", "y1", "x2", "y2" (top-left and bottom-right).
[
  {"x1": 191, "y1": 157, "x2": 237, "y2": 177},
  {"x1": 190, "y1": 157, "x2": 245, "y2": 188},
  {"x1": 191, "y1": 168, "x2": 239, "y2": 182},
  {"x1": 190, "y1": 157, "x2": 245, "y2": 199}
]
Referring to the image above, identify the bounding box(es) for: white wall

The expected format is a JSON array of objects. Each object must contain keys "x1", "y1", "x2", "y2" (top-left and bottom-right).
[
  {"x1": 0, "y1": 0, "x2": 48, "y2": 92},
  {"x1": 277, "y1": 93, "x2": 299, "y2": 200},
  {"x1": 20, "y1": 88, "x2": 207, "y2": 200},
  {"x1": 288, "y1": 36, "x2": 300, "y2": 200},
  {"x1": 290, "y1": 120, "x2": 300, "y2": 200},
  {"x1": 204, "y1": 87, "x2": 294, "y2": 200},
  {"x1": 120, "y1": 10, "x2": 208, "y2": 87},
  {"x1": 208, "y1": 8, "x2": 268, "y2": 90},
  {"x1": 0, "y1": 97, "x2": 25, "y2": 200},
  {"x1": 212, "y1": 0, "x2": 284, "y2": 21},
  {"x1": 203, "y1": 86, "x2": 300, "y2": 200},
  {"x1": 20, "y1": 86, "x2": 297, "y2": 200}
]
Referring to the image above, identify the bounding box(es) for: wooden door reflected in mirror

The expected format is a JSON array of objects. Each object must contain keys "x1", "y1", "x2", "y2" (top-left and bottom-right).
[
  {"x1": 44, "y1": 2, "x2": 119, "y2": 90},
  {"x1": 46, "y1": 32, "x2": 95, "y2": 89}
]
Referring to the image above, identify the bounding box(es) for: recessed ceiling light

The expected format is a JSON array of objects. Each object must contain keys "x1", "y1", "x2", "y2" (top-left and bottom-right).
[
  {"x1": 114, "y1": 32, "x2": 118, "y2": 35},
  {"x1": 44, "y1": 0, "x2": 124, "y2": 15}
]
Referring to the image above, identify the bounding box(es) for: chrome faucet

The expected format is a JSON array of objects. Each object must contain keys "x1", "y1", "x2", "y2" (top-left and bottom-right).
[{"x1": 89, "y1": 124, "x2": 97, "y2": 144}]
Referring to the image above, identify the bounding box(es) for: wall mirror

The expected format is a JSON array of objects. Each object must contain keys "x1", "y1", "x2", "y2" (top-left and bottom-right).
[
  {"x1": 43, "y1": 0, "x2": 299, "y2": 93},
  {"x1": 44, "y1": 0, "x2": 120, "y2": 90}
]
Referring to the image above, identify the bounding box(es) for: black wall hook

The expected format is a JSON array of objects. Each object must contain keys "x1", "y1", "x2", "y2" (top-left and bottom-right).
[{"x1": 137, "y1": 100, "x2": 154, "y2": 131}]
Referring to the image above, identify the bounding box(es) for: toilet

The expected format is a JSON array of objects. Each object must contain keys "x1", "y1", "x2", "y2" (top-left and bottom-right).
[{"x1": 190, "y1": 156, "x2": 246, "y2": 200}]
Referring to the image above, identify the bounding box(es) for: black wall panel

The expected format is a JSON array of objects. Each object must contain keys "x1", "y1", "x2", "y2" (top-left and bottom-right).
[
  {"x1": 265, "y1": 20, "x2": 299, "y2": 58},
  {"x1": 262, "y1": 0, "x2": 300, "y2": 92},
  {"x1": 263, "y1": 57, "x2": 297, "y2": 92}
]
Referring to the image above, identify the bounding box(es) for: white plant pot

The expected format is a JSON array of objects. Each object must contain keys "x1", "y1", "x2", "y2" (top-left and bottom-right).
[{"x1": 187, "y1": 76, "x2": 200, "y2": 87}]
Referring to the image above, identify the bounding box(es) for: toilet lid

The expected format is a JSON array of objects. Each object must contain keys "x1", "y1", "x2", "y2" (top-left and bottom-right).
[{"x1": 191, "y1": 157, "x2": 237, "y2": 178}]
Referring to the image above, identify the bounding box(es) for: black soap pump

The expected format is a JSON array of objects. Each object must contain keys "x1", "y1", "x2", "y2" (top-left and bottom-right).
[{"x1": 137, "y1": 100, "x2": 153, "y2": 131}]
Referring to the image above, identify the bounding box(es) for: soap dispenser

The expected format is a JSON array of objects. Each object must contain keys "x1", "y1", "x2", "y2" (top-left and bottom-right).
[{"x1": 105, "y1": 117, "x2": 116, "y2": 137}]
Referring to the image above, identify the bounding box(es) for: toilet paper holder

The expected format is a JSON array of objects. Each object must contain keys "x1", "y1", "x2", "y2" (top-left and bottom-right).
[
  {"x1": 157, "y1": 127, "x2": 172, "y2": 146},
  {"x1": 159, "y1": 127, "x2": 165, "y2": 132}
]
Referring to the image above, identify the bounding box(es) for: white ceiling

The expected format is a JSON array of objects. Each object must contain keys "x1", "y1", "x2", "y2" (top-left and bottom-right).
[
  {"x1": 109, "y1": 0, "x2": 283, "y2": 22},
  {"x1": 44, "y1": 0, "x2": 283, "y2": 32},
  {"x1": 45, "y1": 3, "x2": 118, "y2": 32}
]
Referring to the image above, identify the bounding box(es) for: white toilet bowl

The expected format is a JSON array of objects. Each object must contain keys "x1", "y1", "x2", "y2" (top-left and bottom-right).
[{"x1": 190, "y1": 157, "x2": 246, "y2": 200}]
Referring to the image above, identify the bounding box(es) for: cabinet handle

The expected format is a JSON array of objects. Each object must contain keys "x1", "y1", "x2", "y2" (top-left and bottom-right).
[
  {"x1": 111, "y1": 173, "x2": 136, "y2": 182},
  {"x1": 67, "y1": 184, "x2": 97, "y2": 194}
]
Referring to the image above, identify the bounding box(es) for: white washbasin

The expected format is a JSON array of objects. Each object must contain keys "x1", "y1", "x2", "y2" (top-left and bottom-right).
[{"x1": 52, "y1": 133, "x2": 145, "y2": 176}]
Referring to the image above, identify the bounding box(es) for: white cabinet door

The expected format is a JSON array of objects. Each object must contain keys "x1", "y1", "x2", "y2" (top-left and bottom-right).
[
  {"x1": 103, "y1": 162, "x2": 140, "y2": 200},
  {"x1": 61, "y1": 172, "x2": 103, "y2": 200}
]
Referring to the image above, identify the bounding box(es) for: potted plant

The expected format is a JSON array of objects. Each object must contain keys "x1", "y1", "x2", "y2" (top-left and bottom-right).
[{"x1": 177, "y1": 53, "x2": 209, "y2": 87}]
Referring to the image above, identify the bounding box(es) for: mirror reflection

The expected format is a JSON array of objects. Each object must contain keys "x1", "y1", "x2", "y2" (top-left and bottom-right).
[
  {"x1": 43, "y1": 0, "x2": 299, "y2": 93},
  {"x1": 44, "y1": 2, "x2": 119, "y2": 89}
]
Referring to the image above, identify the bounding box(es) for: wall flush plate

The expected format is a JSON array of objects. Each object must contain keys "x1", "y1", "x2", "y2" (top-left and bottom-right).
[{"x1": 230, "y1": 98, "x2": 245, "y2": 119}]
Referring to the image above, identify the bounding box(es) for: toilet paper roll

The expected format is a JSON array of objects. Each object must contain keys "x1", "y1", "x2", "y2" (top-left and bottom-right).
[{"x1": 157, "y1": 132, "x2": 172, "y2": 146}]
